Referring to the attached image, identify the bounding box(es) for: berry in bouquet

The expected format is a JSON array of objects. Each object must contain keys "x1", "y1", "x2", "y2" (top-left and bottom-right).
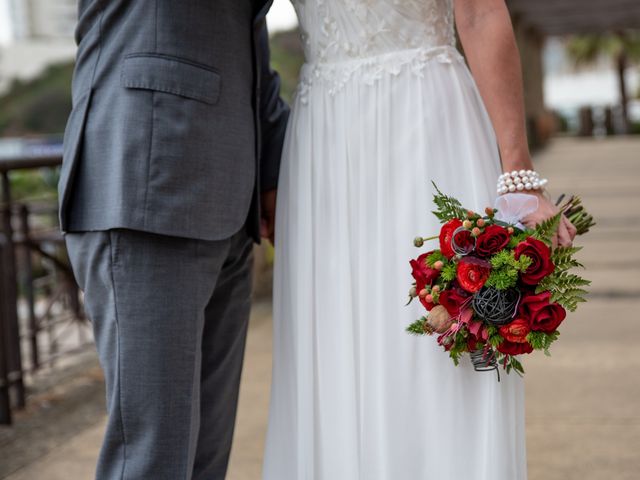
[{"x1": 406, "y1": 182, "x2": 595, "y2": 378}]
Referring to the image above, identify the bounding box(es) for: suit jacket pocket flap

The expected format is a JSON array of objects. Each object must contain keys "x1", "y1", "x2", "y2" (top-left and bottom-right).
[{"x1": 121, "y1": 54, "x2": 221, "y2": 105}]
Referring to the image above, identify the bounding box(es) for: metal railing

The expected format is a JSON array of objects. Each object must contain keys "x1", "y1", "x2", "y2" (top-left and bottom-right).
[{"x1": 0, "y1": 153, "x2": 87, "y2": 425}]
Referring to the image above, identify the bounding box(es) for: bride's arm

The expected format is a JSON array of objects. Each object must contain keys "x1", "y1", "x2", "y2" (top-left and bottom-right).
[{"x1": 453, "y1": 0, "x2": 576, "y2": 247}]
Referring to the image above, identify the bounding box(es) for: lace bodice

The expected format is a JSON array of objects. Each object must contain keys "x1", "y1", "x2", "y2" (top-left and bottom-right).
[{"x1": 291, "y1": 0, "x2": 455, "y2": 65}]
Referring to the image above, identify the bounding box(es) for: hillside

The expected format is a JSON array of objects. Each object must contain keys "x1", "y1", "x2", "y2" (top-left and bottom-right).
[
  {"x1": 0, "y1": 62, "x2": 74, "y2": 137},
  {"x1": 269, "y1": 28, "x2": 304, "y2": 102}
]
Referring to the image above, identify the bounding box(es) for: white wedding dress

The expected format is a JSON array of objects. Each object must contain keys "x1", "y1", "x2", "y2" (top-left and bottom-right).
[{"x1": 264, "y1": 1, "x2": 527, "y2": 479}]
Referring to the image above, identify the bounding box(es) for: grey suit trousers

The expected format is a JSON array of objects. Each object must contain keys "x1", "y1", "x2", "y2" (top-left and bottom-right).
[{"x1": 66, "y1": 229, "x2": 254, "y2": 480}]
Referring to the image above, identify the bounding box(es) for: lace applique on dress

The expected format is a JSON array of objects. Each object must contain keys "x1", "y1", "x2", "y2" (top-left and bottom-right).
[{"x1": 291, "y1": 0, "x2": 458, "y2": 102}]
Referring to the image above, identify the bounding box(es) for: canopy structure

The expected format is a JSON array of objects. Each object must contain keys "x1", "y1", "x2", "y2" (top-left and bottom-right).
[
  {"x1": 504, "y1": 0, "x2": 640, "y2": 145},
  {"x1": 508, "y1": 0, "x2": 640, "y2": 36}
]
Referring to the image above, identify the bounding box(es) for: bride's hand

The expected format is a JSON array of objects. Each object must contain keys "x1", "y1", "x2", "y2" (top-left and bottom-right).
[{"x1": 521, "y1": 191, "x2": 577, "y2": 248}]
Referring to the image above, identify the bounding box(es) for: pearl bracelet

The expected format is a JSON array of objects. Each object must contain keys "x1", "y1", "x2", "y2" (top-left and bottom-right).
[{"x1": 497, "y1": 170, "x2": 548, "y2": 195}]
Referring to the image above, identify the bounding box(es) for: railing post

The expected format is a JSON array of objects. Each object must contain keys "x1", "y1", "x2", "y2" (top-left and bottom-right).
[
  {"x1": 1, "y1": 171, "x2": 26, "y2": 408},
  {"x1": 19, "y1": 204, "x2": 39, "y2": 372},
  {"x1": 0, "y1": 234, "x2": 13, "y2": 425}
]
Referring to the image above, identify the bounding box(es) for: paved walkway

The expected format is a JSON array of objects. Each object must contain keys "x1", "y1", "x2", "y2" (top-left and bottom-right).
[{"x1": 2, "y1": 137, "x2": 639, "y2": 479}]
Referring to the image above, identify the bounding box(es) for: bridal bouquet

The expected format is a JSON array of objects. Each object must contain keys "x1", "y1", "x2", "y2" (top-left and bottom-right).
[{"x1": 406, "y1": 184, "x2": 595, "y2": 377}]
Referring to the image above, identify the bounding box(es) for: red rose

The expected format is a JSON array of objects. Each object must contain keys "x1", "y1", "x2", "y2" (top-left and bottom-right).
[
  {"x1": 514, "y1": 237, "x2": 555, "y2": 285},
  {"x1": 410, "y1": 252, "x2": 440, "y2": 310},
  {"x1": 438, "y1": 286, "x2": 470, "y2": 317},
  {"x1": 453, "y1": 228, "x2": 475, "y2": 255},
  {"x1": 410, "y1": 252, "x2": 439, "y2": 289},
  {"x1": 518, "y1": 291, "x2": 567, "y2": 333},
  {"x1": 476, "y1": 224, "x2": 511, "y2": 257},
  {"x1": 439, "y1": 219, "x2": 462, "y2": 259},
  {"x1": 497, "y1": 338, "x2": 534, "y2": 356},
  {"x1": 498, "y1": 318, "x2": 531, "y2": 344},
  {"x1": 456, "y1": 257, "x2": 491, "y2": 293}
]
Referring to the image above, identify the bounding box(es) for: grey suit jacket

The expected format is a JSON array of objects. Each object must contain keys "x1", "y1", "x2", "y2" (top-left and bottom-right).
[{"x1": 58, "y1": 0, "x2": 290, "y2": 241}]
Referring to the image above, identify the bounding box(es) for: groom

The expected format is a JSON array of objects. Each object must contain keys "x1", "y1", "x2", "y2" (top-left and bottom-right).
[{"x1": 58, "y1": 1, "x2": 288, "y2": 479}]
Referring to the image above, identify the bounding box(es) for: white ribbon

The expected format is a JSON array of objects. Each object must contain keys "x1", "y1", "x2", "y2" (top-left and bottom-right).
[{"x1": 494, "y1": 193, "x2": 539, "y2": 230}]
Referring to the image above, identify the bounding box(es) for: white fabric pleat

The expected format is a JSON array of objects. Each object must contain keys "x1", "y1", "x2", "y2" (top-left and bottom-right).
[{"x1": 264, "y1": 46, "x2": 527, "y2": 480}]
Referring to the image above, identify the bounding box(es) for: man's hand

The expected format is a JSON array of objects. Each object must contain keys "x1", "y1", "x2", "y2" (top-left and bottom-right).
[
  {"x1": 260, "y1": 189, "x2": 277, "y2": 245},
  {"x1": 521, "y1": 191, "x2": 577, "y2": 248}
]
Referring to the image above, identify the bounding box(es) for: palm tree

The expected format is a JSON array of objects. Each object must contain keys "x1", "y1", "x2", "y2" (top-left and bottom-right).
[{"x1": 567, "y1": 31, "x2": 640, "y2": 133}]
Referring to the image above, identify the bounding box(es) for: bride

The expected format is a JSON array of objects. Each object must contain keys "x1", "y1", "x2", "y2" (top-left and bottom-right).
[{"x1": 263, "y1": 1, "x2": 576, "y2": 478}]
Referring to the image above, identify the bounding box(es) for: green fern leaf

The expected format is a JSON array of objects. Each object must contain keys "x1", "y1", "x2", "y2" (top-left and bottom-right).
[
  {"x1": 532, "y1": 213, "x2": 562, "y2": 245},
  {"x1": 552, "y1": 246, "x2": 585, "y2": 272},
  {"x1": 406, "y1": 318, "x2": 428, "y2": 335},
  {"x1": 430, "y1": 182, "x2": 467, "y2": 223}
]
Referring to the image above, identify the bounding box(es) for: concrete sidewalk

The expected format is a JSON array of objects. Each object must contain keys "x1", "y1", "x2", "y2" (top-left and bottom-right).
[{"x1": 2, "y1": 137, "x2": 639, "y2": 479}]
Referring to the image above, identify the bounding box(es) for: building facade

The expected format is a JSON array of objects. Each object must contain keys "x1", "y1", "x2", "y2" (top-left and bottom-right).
[
  {"x1": 0, "y1": 0, "x2": 76, "y2": 93},
  {"x1": 7, "y1": 0, "x2": 76, "y2": 40}
]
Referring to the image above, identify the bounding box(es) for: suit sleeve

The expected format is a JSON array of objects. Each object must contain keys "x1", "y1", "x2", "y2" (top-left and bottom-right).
[{"x1": 257, "y1": 20, "x2": 290, "y2": 192}]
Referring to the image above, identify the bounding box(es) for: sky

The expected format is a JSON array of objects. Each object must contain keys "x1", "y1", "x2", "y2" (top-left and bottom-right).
[{"x1": 267, "y1": 0, "x2": 299, "y2": 32}]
